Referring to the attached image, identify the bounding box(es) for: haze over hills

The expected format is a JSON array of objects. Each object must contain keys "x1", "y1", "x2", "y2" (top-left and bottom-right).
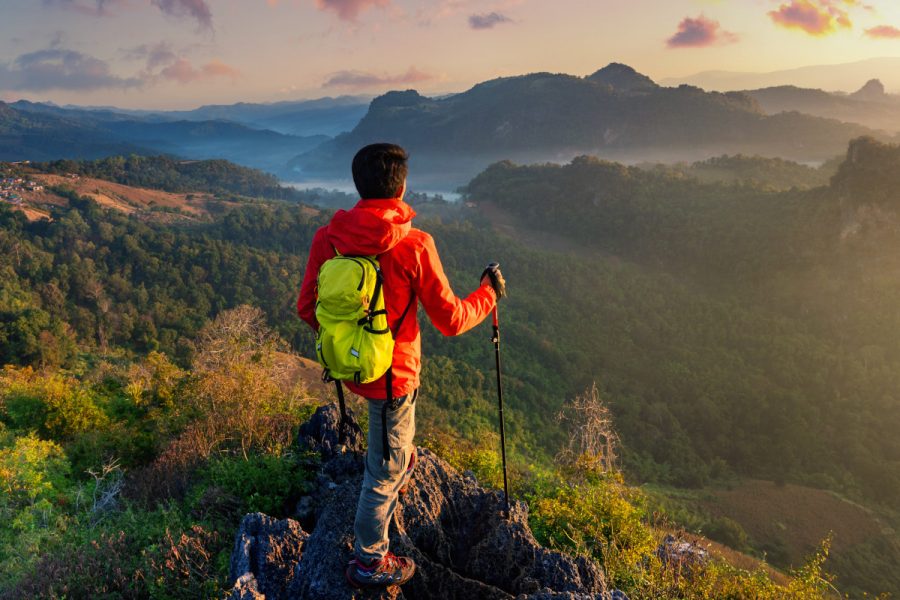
[
  {"x1": 742, "y1": 79, "x2": 900, "y2": 133},
  {"x1": 0, "y1": 101, "x2": 149, "y2": 161},
  {"x1": 663, "y1": 57, "x2": 900, "y2": 94},
  {"x1": 3, "y1": 101, "x2": 326, "y2": 175},
  {"x1": 291, "y1": 63, "x2": 879, "y2": 187}
]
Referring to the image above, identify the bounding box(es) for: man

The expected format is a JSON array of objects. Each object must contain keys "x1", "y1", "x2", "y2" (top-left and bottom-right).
[{"x1": 297, "y1": 143, "x2": 506, "y2": 589}]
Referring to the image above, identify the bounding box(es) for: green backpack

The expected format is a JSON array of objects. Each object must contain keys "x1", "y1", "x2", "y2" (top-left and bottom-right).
[
  {"x1": 315, "y1": 252, "x2": 413, "y2": 453},
  {"x1": 314, "y1": 253, "x2": 393, "y2": 385}
]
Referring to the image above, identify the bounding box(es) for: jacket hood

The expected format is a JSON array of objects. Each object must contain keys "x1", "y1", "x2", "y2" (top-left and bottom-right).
[{"x1": 327, "y1": 198, "x2": 416, "y2": 256}]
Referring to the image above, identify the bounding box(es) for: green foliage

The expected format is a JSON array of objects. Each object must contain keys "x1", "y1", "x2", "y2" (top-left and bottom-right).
[
  {"x1": 198, "y1": 451, "x2": 314, "y2": 516},
  {"x1": 644, "y1": 154, "x2": 834, "y2": 191},
  {"x1": 530, "y1": 472, "x2": 656, "y2": 587},
  {"x1": 0, "y1": 433, "x2": 69, "y2": 514},
  {"x1": 1, "y1": 368, "x2": 108, "y2": 439}
]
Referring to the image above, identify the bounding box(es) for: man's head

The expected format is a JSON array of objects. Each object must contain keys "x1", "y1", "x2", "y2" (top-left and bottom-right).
[{"x1": 352, "y1": 143, "x2": 409, "y2": 200}]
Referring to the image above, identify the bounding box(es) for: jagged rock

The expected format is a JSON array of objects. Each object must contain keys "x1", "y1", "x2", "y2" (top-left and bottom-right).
[
  {"x1": 395, "y1": 448, "x2": 605, "y2": 596},
  {"x1": 228, "y1": 513, "x2": 309, "y2": 600},
  {"x1": 297, "y1": 401, "x2": 365, "y2": 459},
  {"x1": 232, "y1": 403, "x2": 618, "y2": 600},
  {"x1": 231, "y1": 573, "x2": 265, "y2": 600}
]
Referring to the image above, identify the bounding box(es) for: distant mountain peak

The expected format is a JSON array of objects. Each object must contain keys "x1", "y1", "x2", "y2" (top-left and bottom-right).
[
  {"x1": 587, "y1": 63, "x2": 658, "y2": 92},
  {"x1": 370, "y1": 89, "x2": 429, "y2": 110},
  {"x1": 851, "y1": 79, "x2": 886, "y2": 101}
]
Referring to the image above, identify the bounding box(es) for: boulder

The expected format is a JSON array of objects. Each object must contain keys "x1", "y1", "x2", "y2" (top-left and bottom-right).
[{"x1": 228, "y1": 513, "x2": 309, "y2": 600}]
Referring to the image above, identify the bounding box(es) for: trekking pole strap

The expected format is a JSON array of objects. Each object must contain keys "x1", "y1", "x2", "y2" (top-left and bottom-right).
[
  {"x1": 381, "y1": 367, "x2": 393, "y2": 462},
  {"x1": 334, "y1": 379, "x2": 348, "y2": 445}
]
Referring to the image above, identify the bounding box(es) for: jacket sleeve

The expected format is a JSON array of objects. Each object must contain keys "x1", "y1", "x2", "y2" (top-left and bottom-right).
[
  {"x1": 414, "y1": 233, "x2": 497, "y2": 337},
  {"x1": 297, "y1": 227, "x2": 332, "y2": 331}
]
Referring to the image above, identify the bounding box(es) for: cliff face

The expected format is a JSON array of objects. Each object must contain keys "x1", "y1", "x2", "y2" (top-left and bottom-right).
[{"x1": 227, "y1": 403, "x2": 621, "y2": 600}]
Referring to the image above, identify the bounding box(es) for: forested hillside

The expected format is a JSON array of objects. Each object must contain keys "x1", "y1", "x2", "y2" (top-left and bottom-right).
[{"x1": 2, "y1": 144, "x2": 900, "y2": 595}]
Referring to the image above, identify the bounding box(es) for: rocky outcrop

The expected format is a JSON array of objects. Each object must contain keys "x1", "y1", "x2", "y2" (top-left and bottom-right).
[
  {"x1": 229, "y1": 513, "x2": 309, "y2": 600},
  {"x1": 228, "y1": 403, "x2": 621, "y2": 600}
]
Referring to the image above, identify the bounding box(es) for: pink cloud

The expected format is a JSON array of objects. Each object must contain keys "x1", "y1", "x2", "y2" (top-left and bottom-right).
[
  {"x1": 314, "y1": 0, "x2": 390, "y2": 21},
  {"x1": 160, "y1": 58, "x2": 239, "y2": 83},
  {"x1": 323, "y1": 67, "x2": 433, "y2": 90},
  {"x1": 768, "y1": 0, "x2": 852, "y2": 36},
  {"x1": 865, "y1": 25, "x2": 900, "y2": 39},
  {"x1": 666, "y1": 15, "x2": 738, "y2": 48}
]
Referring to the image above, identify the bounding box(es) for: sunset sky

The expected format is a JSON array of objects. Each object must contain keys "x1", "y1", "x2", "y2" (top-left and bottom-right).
[{"x1": 2, "y1": 0, "x2": 900, "y2": 109}]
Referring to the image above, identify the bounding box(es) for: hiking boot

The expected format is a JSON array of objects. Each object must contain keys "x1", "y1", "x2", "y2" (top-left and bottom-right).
[
  {"x1": 399, "y1": 450, "x2": 417, "y2": 495},
  {"x1": 345, "y1": 552, "x2": 416, "y2": 589}
]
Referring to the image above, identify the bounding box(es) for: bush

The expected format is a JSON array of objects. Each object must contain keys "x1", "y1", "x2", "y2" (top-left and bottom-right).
[
  {"x1": 704, "y1": 516, "x2": 751, "y2": 553},
  {"x1": 3, "y1": 531, "x2": 144, "y2": 600},
  {"x1": 145, "y1": 525, "x2": 227, "y2": 600},
  {"x1": 198, "y1": 451, "x2": 313, "y2": 516},
  {"x1": 0, "y1": 367, "x2": 108, "y2": 439},
  {"x1": 529, "y1": 472, "x2": 656, "y2": 588}
]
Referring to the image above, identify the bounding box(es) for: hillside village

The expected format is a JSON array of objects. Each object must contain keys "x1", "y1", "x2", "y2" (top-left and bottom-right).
[{"x1": 0, "y1": 175, "x2": 44, "y2": 205}]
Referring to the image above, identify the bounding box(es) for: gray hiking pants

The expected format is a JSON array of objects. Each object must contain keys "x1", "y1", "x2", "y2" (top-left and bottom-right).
[{"x1": 353, "y1": 389, "x2": 417, "y2": 563}]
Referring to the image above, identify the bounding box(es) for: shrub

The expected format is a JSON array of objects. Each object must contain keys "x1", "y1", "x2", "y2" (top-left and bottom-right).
[
  {"x1": 704, "y1": 516, "x2": 751, "y2": 553},
  {"x1": 0, "y1": 367, "x2": 108, "y2": 439},
  {"x1": 145, "y1": 525, "x2": 227, "y2": 600},
  {"x1": 529, "y1": 472, "x2": 656, "y2": 588},
  {"x1": 198, "y1": 451, "x2": 313, "y2": 516},
  {"x1": 3, "y1": 531, "x2": 144, "y2": 600},
  {"x1": 0, "y1": 434, "x2": 70, "y2": 514}
]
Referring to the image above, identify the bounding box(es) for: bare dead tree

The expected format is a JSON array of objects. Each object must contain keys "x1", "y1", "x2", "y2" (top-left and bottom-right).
[
  {"x1": 556, "y1": 382, "x2": 620, "y2": 474},
  {"x1": 84, "y1": 458, "x2": 125, "y2": 525}
]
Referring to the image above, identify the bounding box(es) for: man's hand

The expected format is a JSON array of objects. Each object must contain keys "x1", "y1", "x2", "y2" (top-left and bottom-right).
[{"x1": 480, "y1": 262, "x2": 507, "y2": 299}]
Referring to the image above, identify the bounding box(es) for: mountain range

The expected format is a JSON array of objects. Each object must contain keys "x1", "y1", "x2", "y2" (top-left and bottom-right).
[
  {"x1": 290, "y1": 63, "x2": 880, "y2": 186},
  {"x1": 5, "y1": 63, "x2": 899, "y2": 187}
]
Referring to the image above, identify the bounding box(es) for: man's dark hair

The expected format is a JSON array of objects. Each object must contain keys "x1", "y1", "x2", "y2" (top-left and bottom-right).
[{"x1": 352, "y1": 143, "x2": 409, "y2": 199}]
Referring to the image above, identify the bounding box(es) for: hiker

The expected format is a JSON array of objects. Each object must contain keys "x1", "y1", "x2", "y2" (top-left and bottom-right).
[{"x1": 297, "y1": 143, "x2": 506, "y2": 589}]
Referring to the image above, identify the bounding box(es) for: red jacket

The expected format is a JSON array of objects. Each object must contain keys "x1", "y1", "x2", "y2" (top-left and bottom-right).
[{"x1": 297, "y1": 197, "x2": 497, "y2": 400}]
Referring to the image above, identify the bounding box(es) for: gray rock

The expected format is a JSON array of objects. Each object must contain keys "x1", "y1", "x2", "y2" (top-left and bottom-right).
[
  {"x1": 228, "y1": 513, "x2": 309, "y2": 600},
  {"x1": 230, "y1": 573, "x2": 265, "y2": 600},
  {"x1": 395, "y1": 448, "x2": 606, "y2": 597},
  {"x1": 232, "y1": 403, "x2": 617, "y2": 600},
  {"x1": 656, "y1": 534, "x2": 708, "y2": 581}
]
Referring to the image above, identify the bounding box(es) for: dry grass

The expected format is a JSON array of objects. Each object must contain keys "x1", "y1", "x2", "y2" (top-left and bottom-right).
[{"x1": 702, "y1": 480, "x2": 883, "y2": 562}]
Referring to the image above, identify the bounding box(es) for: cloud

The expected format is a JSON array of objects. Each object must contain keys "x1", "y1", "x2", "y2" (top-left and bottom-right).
[
  {"x1": 124, "y1": 41, "x2": 179, "y2": 71},
  {"x1": 666, "y1": 15, "x2": 738, "y2": 48},
  {"x1": 151, "y1": 0, "x2": 213, "y2": 30},
  {"x1": 314, "y1": 0, "x2": 390, "y2": 21},
  {"x1": 0, "y1": 48, "x2": 142, "y2": 92},
  {"x1": 43, "y1": 0, "x2": 213, "y2": 30},
  {"x1": 159, "y1": 58, "x2": 239, "y2": 83},
  {"x1": 41, "y1": 0, "x2": 127, "y2": 17},
  {"x1": 323, "y1": 67, "x2": 434, "y2": 89},
  {"x1": 865, "y1": 24, "x2": 900, "y2": 39},
  {"x1": 468, "y1": 12, "x2": 512, "y2": 30},
  {"x1": 768, "y1": 0, "x2": 852, "y2": 36}
]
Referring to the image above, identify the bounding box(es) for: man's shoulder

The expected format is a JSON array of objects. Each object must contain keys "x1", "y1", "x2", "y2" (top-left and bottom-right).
[{"x1": 404, "y1": 227, "x2": 432, "y2": 244}]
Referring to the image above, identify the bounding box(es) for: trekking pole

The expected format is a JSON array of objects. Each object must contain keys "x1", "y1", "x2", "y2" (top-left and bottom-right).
[{"x1": 491, "y1": 303, "x2": 511, "y2": 519}]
